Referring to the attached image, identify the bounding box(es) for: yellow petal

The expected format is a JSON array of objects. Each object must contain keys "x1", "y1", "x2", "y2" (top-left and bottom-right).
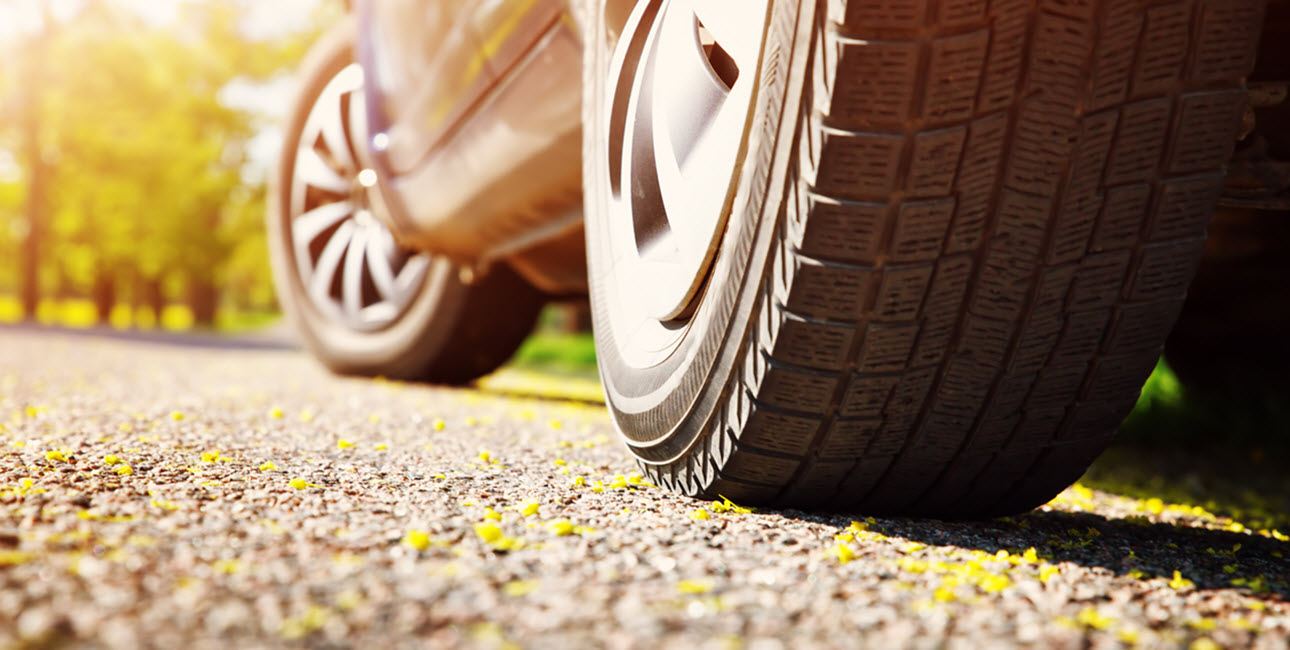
[
  {"x1": 503, "y1": 580, "x2": 538, "y2": 597},
  {"x1": 403, "y1": 529, "x2": 432, "y2": 551},
  {"x1": 677, "y1": 579, "x2": 713, "y2": 594},
  {"x1": 836, "y1": 544, "x2": 857, "y2": 564},
  {"x1": 474, "y1": 521, "x2": 504, "y2": 544}
]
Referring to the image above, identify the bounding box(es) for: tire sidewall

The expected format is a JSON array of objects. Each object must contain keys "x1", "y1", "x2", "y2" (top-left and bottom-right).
[{"x1": 584, "y1": 0, "x2": 813, "y2": 464}]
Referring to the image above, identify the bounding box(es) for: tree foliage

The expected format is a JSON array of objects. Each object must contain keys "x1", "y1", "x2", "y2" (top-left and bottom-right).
[{"x1": 0, "y1": 0, "x2": 327, "y2": 326}]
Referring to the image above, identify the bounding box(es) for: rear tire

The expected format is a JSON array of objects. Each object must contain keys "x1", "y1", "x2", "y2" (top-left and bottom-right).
[
  {"x1": 1166, "y1": 206, "x2": 1290, "y2": 389},
  {"x1": 584, "y1": 0, "x2": 1264, "y2": 516},
  {"x1": 269, "y1": 18, "x2": 543, "y2": 385}
]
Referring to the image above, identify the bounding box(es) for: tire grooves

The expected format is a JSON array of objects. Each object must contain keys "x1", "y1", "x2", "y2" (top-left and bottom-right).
[
  {"x1": 961, "y1": 0, "x2": 1260, "y2": 516},
  {"x1": 828, "y1": 0, "x2": 1041, "y2": 511},
  {"x1": 893, "y1": 0, "x2": 1103, "y2": 515}
]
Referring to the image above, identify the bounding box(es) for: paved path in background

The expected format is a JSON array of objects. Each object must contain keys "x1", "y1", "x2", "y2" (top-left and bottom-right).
[{"x1": 0, "y1": 330, "x2": 1287, "y2": 649}]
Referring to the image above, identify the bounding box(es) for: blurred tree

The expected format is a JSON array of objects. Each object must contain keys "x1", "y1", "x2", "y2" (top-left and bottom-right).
[
  {"x1": 219, "y1": 183, "x2": 279, "y2": 313},
  {"x1": 10, "y1": 5, "x2": 54, "y2": 321},
  {"x1": 0, "y1": 0, "x2": 322, "y2": 326}
]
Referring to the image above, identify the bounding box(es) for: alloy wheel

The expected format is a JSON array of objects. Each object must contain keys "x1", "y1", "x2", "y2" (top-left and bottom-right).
[{"x1": 287, "y1": 63, "x2": 429, "y2": 332}]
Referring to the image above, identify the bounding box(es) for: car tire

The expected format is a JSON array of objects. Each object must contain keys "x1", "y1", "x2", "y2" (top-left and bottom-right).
[
  {"x1": 583, "y1": 0, "x2": 1264, "y2": 516},
  {"x1": 269, "y1": 18, "x2": 544, "y2": 385}
]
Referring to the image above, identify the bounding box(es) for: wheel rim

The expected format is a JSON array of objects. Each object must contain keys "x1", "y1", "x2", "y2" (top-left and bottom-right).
[
  {"x1": 601, "y1": 0, "x2": 769, "y2": 367},
  {"x1": 287, "y1": 63, "x2": 429, "y2": 332}
]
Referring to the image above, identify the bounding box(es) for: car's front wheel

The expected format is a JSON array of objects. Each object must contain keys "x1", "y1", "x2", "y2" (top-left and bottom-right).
[{"x1": 584, "y1": 0, "x2": 1264, "y2": 516}]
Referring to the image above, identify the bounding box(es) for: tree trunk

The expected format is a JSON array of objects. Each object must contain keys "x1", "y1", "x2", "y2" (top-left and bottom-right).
[
  {"x1": 139, "y1": 277, "x2": 165, "y2": 318},
  {"x1": 56, "y1": 265, "x2": 75, "y2": 300},
  {"x1": 188, "y1": 280, "x2": 218, "y2": 327},
  {"x1": 18, "y1": 178, "x2": 44, "y2": 320},
  {"x1": 92, "y1": 270, "x2": 115, "y2": 323},
  {"x1": 17, "y1": 7, "x2": 55, "y2": 321}
]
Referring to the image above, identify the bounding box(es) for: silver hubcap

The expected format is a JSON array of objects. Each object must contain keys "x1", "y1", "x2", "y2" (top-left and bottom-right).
[
  {"x1": 288, "y1": 64, "x2": 429, "y2": 332},
  {"x1": 602, "y1": 0, "x2": 769, "y2": 365}
]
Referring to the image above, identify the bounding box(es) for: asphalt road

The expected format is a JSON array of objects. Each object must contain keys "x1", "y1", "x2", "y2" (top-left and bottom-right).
[{"x1": 1, "y1": 328, "x2": 1287, "y2": 649}]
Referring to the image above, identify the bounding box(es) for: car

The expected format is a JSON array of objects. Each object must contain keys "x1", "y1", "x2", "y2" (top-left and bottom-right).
[{"x1": 267, "y1": 0, "x2": 1277, "y2": 517}]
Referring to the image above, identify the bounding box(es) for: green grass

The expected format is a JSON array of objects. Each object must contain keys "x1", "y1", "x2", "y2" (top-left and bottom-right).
[
  {"x1": 1119, "y1": 359, "x2": 1290, "y2": 454},
  {"x1": 214, "y1": 309, "x2": 282, "y2": 333},
  {"x1": 509, "y1": 330, "x2": 598, "y2": 377}
]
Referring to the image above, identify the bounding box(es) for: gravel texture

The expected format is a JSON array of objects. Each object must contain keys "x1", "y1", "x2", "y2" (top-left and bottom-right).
[{"x1": 0, "y1": 328, "x2": 1287, "y2": 649}]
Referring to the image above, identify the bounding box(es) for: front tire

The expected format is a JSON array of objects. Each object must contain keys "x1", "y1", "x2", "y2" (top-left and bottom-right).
[
  {"x1": 585, "y1": 0, "x2": 1264, "y2": 516},
  {"x1": 269, "y1": 19, "x2": 543, "y2": 385}
]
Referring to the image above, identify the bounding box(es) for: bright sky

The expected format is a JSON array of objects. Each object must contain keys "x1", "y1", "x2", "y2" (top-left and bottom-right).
[{"x1": 0, "y1": 0, "x2": 322, "y2": 41}]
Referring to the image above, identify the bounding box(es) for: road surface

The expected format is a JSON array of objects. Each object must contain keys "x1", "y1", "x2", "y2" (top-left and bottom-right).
[{"x1": 0, "y1": 328, "x2": 1286, "y2": 648}]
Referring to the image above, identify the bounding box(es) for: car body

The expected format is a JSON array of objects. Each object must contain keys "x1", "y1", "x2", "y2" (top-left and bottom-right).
[{"x1": 355, "y1": 0, "x2": 593, "y2": 294}]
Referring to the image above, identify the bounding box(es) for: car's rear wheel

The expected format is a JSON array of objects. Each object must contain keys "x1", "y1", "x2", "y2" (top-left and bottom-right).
[
  {"x1": 269, "y1": 19, "x2": 543, "y2": 384},
  {"x1": 1166, "y1": 205, "x2": 1290, "y2": 388},
  {"x1": 584, "y1": 0, "x2": 1264, "y2": 516}
]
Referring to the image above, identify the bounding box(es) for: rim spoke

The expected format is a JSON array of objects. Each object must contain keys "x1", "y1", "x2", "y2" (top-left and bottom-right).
[
  {"x1": 292, "y1": 200, "x2": 353, "y2": 250},
  {"x1": 648, "y1": 0, "x2": 756, "y2": 248},
  {"x1": 317, "y1": 94, "x2": 355, "y2": 173},
  {"x1": 342, "y1": 226, "x2": 368, "y2": 316},
  {"x1": 346, "y1": 88, "x2": 369, "y2": 170},
  {"x1": 396, "y1": 254, "x2": 430, "y2": 295},
  {"x1": 652, "y1": 8, "x2": 729, "y2": 169},
  {"x1": 296, "y1": 146, "x2": 350, "y2": 194},
  {"x1": 309, "y1": 220, "x2": 355, "y2": 304},
  {"x1": 363, "y1": 303, "x2": 399, "y2": 324},
  {"x1": 311, "y1": 64, "x2": 364, "y2": 173},
  {"x1": 365, "y1": 228, "x2": 399, "y2": 301},
  {"x1": 661, "y1": 90, "x2": 742, "y2": 230},
  {"x1": 691, "y1": 0, "x2": 768, "y2": 71}
]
